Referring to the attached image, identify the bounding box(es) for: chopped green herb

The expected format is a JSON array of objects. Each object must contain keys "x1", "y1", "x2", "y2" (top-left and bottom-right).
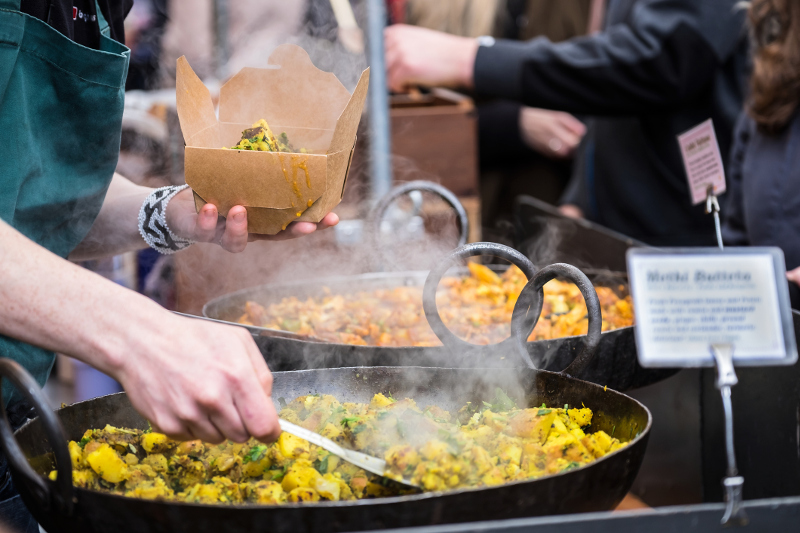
[
  {"x1": 564, "y1": 404, "x2": 569, "y2": 411},
  {"x1": 611, "y1": 425, "x2": 616, "y2": 437},
  {"x1": 540, "y1": 403, "x2": 547, "y2": 408},
  {"x1": 564, "y1": 461, "x2": 581, "y2": 471},
  {"x1": 278, "y1": 397, "x2": 287, "y2": 409},
  {"x1": 396, "y1": 420, "x2": 407, "y2": 438},
  {"x1": 537, "y1": 409, "x2": 552, "y2": 416},
  {"x1": 341, "y1": 416, "x2": 361, "y2": 428},
  {"x1": 493, "y1": 388, "x2": 516, "y2": 412},
  {"x1": 78, "y1": 436, "x2": 91, "y2": 449},
  {"x1": 269, "y1": 467, "x2": 286, "y2": 481},
  {"x1": 243, "y1": 444, "x2": 267, "y2": 464},
  {"x1": 316, "y1": 456, "x2": 330, "y2": 473}
]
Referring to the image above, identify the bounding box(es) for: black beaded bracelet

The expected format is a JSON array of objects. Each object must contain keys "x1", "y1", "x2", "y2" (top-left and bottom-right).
[{"x1": 138, "y1": 185, "x2": 196, "y2": 255}]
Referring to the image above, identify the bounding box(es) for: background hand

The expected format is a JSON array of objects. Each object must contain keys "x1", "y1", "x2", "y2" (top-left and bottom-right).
[
  {"x1": 786, "y1": 266, "x2": 800, "y2": 287},
  {"x1": 559, "y1": 204, "x2": 585, "y2": 219},
  {"x1": 166, "y1": 187, "x2": 339, "y2": 252},
  {"x1": 519, "y1": 108, "x2": 587, "y2": 159},
  {"x1": 385, "y1": 24, "x2": 478, "y2": 92}
]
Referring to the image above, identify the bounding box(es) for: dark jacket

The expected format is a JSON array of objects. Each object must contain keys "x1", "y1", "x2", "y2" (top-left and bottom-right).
[
  {"x1": 722, "y1": 112, "x2": 800, "y2": 307},
  {"x1": 473, "y1": 0, "x2": 750, "y2": 246}
]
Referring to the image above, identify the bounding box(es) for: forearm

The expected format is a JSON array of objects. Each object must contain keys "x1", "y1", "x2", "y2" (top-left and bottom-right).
[
  {"x1": 473, "y1": 0, "x2": 744, "y2": 115},
  {"x1": 0, "y1": 218, "x2": 170, "y2": 376},
  {"x1": 69, "y1": 173, "x2": 151, "y2": 261}
]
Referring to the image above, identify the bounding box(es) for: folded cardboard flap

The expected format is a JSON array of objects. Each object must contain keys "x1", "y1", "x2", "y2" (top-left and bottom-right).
[
  {"x1": 176, "y1": 56, "x2": 220, "y2": 148},
  {"x1": 175, "y1": 44, "x2": 369, "y2": 235}
]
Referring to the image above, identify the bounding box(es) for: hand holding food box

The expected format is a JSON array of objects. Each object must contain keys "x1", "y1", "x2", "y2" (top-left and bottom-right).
[{"x1": 175, "y1": 44, "x2": 370, "y2": 235}]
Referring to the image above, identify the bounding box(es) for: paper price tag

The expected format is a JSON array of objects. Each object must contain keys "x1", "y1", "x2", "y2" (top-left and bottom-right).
[
  {"x1": 627, "y1": 248, "x2": 797, "y2": 367},
  {"x1": 678, "y1": 119, "x2": 727, "y2": 205}
]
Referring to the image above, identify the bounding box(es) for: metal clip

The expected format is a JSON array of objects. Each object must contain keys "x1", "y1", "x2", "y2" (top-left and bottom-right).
[
  {"x1": 705, "y1": 185, "x2": 724, "y2": 249},
  {"x1": 722, "y1": 476, "x2": 748, "y2": 526},
  {"x1": 711, "y1": 344, "x2": 738, "y2": 388},
  {"x1": 710, "y1": 344, "x2": 747, "y2": 526},
  {"x1": 705, "y1": 184, "x2": 720, "y2": 215}
]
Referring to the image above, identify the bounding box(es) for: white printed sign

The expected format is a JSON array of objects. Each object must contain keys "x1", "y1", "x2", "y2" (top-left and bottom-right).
[
  {"x1": 627, "y1": 248, "x2": 797, "y2": 367},
  {"x1": 677, "y1": 119, "x2": 727, "y2": 205}
]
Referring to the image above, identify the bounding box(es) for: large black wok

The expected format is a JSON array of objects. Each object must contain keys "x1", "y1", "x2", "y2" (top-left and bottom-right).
[
  {"x1": 204, "y1": 242, "x2": 674, "y2": 391},
  {"x1": 0, "y1": 264, "x2": 652, "y2": 533}
]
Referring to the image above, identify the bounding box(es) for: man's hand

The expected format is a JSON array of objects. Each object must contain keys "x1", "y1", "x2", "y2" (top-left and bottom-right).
[
  {"x1": 116, "y1": 314, "x2": 280, "y2": 443},
  {"x1": 385, "y1": 24, "x2": 478, "y2": 92},
  {"x1": 787, "y1": 266, "x2": 800, "y2": 287},
  {"x1": 559, "y1": 205, "x2": 585, "y2": 219},
  {"x1": 166, "y1": 187, "x2": 339, "y2": 253},
  {"x1": 520, "y1": 108, "x2": 587, "y2": 159}
]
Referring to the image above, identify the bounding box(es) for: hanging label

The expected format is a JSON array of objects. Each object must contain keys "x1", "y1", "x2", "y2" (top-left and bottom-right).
[
  {"x1": 627, "y1": 247, "x2": 797, "y2": 367},
  {"x1": 677, "y1": 119, "x2": 727, "y2": 205}
]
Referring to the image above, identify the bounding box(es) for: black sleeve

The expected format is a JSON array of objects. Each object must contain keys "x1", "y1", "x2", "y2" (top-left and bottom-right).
[
  {"x1": 477, "y1": 100, "x2": 529, "y2": 166},
  {"x1": 558, "y1": 122, "x2": 593, "y2": 215},
  {"x1": 720, "y1": 113, "x2": 753, "y2": 247},
  {"x1": 473, "y1": 0, "x2": 746, "y2": 115}
]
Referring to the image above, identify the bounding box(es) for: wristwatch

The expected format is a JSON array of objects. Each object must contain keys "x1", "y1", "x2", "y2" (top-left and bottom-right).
[{"x1": 476, "y1": 35, "x2": 496, "y2": 48}]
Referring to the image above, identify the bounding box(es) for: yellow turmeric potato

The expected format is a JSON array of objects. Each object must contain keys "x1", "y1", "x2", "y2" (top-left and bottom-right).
[
  {"x1": 142, "y1": 454, "x2": 168, "y2": 473},
  {"x1": 281, "y1": 463, "x2": 321, "y2": 492},
  {"x1": 287, "y1": 487, "x2": 320, "y2": 503},
  {"x1": 129, "y1": 477, "x2": 173, "y2": 500},
  {"x1": 72, "y1": 468, "x2": 96, "y2": 488},
  {"x1": 85, "y1": 443, "x2": 128, "y2": 483},
  {"x1": 370, "y1": 393, "x2": 395, "y2": 409},
  {"x1": 277, "y1": 432, "x2": 310, "y2": 459},
  {"x1": 508, "y1": 409, "x2": 556, "y2": 444},
  {"x1": 68, "y1": 441, "x2": 84, "y2": 470},
  {"x1": 140, "y1": 433, "x2": 170, "y2": 454},
  {"x1": 313, "y1": 473, "x2": 341, "y2": 500},
  {"x1": 247, "y1": 480, "x2": 286, "y2": 504},
  {"x1": 568, "y1": 407, "x2": 593, "y2": 427}
]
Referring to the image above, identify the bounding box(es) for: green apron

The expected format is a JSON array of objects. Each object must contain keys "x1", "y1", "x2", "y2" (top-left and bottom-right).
[{"x1": 0, "y1": 0, "x2": 130, "y2": 406}]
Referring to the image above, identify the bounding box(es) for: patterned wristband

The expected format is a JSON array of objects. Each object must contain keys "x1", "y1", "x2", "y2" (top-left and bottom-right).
[{"x1": 138, "y1": 184, "x2": 196, "y2": 255}]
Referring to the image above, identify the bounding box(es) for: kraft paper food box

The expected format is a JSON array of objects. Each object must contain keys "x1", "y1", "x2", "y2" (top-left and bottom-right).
[{"x1": 175, "y1": 44, "x2": 370, "y2": 234}]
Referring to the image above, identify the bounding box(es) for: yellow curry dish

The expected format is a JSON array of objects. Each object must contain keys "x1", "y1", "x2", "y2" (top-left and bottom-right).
[
  {"x1": 237, "y1": 264, "x2": 634, "y2": 347},
  {"x1": 226, "y1": 119, "x2": 305, "y2": 153},
  {"x1": 54, "y1": 391, "x2": 627, "y2": 505}
]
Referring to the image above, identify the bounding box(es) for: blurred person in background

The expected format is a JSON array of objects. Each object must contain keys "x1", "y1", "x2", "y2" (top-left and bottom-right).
[
  {"x1": 125, "y1": 0, "x2": 168, "y2": 90},
  {"x1": 0, "y1": 1, "x2": 337, "y2": 530},
  {"x1": 385, "y1": 0, "x2": 750, "y2": 246},
  {"x1": 723, "y1": 0, "x2": 800, "y2": 307},
  {"x1": 397, "y1": 0, "x2": 593, "y2": 232}
]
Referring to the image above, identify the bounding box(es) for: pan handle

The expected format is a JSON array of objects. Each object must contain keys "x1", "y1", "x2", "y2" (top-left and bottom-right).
[
  {"x1": 423, "y1": 242, "x2": 537, "y2": 352},
  {"x1": 510, "y1": 264, "x2": 602, "y2": 376},
  {"x1": 0, "y1": 359, "x2": 74, "y2": 515},
  {"x1": 368, "y1": 181, "x2": 469, "y2": 271}
]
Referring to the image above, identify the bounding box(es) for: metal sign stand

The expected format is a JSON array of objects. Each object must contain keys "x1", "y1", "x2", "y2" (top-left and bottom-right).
[{"x1": 704, "y1": 194, "x2": 747, "y2": 525}]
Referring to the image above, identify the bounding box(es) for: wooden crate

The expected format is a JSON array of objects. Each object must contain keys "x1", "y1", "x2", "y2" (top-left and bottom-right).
[{"x1": 390, "y1": 89, "x2": 478, "y2": 197}]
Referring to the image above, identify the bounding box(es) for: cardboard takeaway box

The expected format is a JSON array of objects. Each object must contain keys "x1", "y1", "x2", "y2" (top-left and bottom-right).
[{"x1": 175, "y1": 44, "x2": 370, "y2": 234}]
